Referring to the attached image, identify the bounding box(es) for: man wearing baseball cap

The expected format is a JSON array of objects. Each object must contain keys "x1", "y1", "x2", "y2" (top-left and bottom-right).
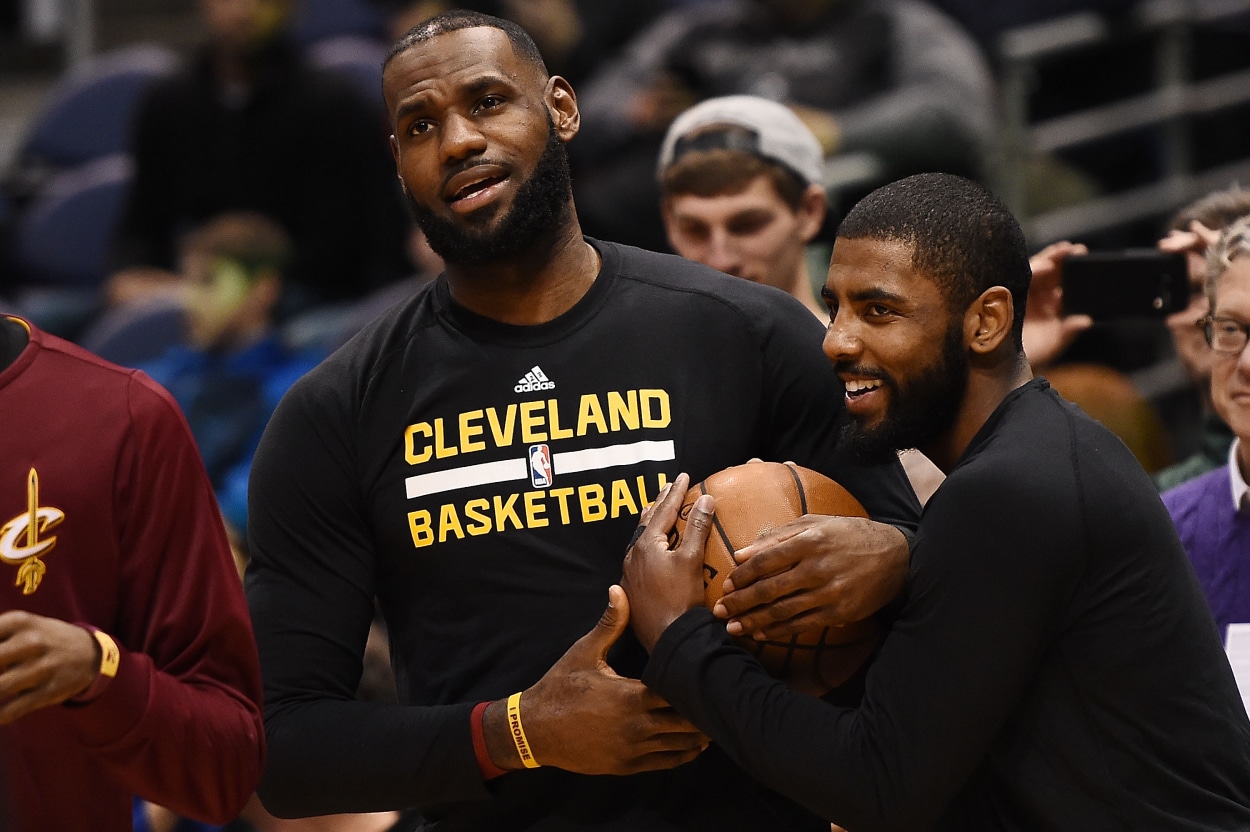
[{"x1": 658, "y1": 96, "x2": 829, "y2": 319}]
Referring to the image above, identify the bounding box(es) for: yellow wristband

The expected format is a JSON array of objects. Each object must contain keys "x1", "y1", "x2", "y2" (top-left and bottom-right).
[
  {"x1": 93, "y1": 629, "x2": 120, "y2": 679},
  {"x1": 506, "y1": 692, "x2": 540, "y2": 768}
]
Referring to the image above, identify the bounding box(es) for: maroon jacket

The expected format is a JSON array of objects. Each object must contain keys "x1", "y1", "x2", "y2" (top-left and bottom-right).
[{"x1": 0, "y1": 318, "x2": 264, "y2": 830}]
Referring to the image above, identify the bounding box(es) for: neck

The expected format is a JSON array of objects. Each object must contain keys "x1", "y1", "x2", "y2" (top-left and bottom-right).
[
  {"x1": 921, "y1": 353, "x2": 1033, "y2": 473},
  {"x1": 790, "y1": 266, "x2": 827, "y2": 321},
  {"x1": 444, "y1": 224, "x2": 599, "y2": 326}
]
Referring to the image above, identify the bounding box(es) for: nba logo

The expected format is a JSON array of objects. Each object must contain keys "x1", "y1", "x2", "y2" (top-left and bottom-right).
[{"x1": 529, "y1": 444, "x2": 553, "y2": 488}]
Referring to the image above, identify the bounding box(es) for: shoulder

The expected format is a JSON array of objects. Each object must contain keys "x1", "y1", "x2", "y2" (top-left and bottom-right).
[
  {"x1": 280, "y1": 282, "x2": 433, "y2": 412},
  {"x1": 601, "y1": 240, "x2": 824, "y2": 338},
  {"x1": 1162, "y1": 466, "x2": 1230, "y2": 519}
]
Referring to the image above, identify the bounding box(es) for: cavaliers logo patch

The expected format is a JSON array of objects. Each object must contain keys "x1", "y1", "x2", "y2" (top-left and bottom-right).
[{"x1": 0, "y1": 469, "x2": 63, "y2": 594}]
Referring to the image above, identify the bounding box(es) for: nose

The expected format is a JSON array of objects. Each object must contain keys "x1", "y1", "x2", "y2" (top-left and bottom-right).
[
  {"x1": 822, "y1": 310, "x2": 861, "y2": 365},
  {"x1": 705, "y1": 230, "x2": 742, "y2": 277},
  {"x1": 439, "y1": 111, "x2": 487, "y2": 164}
]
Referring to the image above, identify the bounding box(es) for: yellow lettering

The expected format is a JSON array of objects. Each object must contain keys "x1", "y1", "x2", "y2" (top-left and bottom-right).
[
  {"x1": 487, "y1": 405, "x2": 517, "y2": 448},
  {"x1": 494, "y1": 494, "x2": 523, "y2": 532},
  {"x1": 641, "y1": 389, "x2": 670, "y2": 428},
  {"x1": 578, "y1": 484, "x2": 607, "y2": 522},
  {"x1": 607, "y1": 390, "x2": 639, "y2": 431},
  {"x1": 577, "y1": 394, "x2": 608, "y2": 436},
  {"x1": 524, "y1": 491, "x2": 549, "y2": 528},
  {"x1": 465, "y1": 499, "x2": 491, "y2": 536},
  {"x1": 404, "y1": 423, "x2": 433, "y2": 465},
  {"x1": 610, "y1": 479, "x2": 639, "y2": 519},
  {"x1": 550, "y1": 487, "x2": 575, "y2": 524},
  {"x1": 434, "y1": 418, "x2": 458, "y2": 459},
  {"x1": 548, "y1": 399, "x2": 573, "y2": 440},
  {"x1": 438, "y1": 504, "x2": 465, "y2": 543},
  {"x1": 459, "y1": 410, "x2": 486, "y2": 454},
  {"x1": 407, "y1": 510, "x2": 433, "y2": 548},
  {"x1": 520, "y1": 401, "x2": 547, "y2": 443}
]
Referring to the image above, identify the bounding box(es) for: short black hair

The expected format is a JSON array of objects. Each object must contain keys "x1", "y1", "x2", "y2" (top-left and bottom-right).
[
  {"x1": 836, "y1": 173, "x2": 1031, "y2": 347},
  {"x1": 384, "y1": 9, "x2": 549, "y2": 77}
]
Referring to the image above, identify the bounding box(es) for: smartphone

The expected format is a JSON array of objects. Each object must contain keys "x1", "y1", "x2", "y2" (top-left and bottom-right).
[{"x1": 1060, "y1": 250, "x2": 1188, "y2": 319}]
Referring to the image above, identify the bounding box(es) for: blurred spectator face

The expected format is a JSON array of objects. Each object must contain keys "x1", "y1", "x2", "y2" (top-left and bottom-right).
[
  {"x1": 183, "y1": 253, "x2": 265, "y2": 349},
  {"x1": 1168, "y1": 250, "x2": 1216, "y2": 387},
  {"x1": 663, "y1": 175, "x2": 822, "y2": 291},
  {"x1": 1210, "y1": 256, "x2": 1250, "y2": 442},
  {"x1": 200, "y1": 0, "x2": 291, "y2": 51}
]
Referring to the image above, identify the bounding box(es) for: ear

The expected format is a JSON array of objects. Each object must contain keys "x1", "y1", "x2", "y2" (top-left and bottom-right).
[
  {"x1": 546, "y1": 76, "x2": 580, "y2": 142},
  {"x1": 796, "y1": 183, "x2": 828, "y2": 244},
  {"x1": 964, "y1": 286, "x2": 1015, "y2": 355}
]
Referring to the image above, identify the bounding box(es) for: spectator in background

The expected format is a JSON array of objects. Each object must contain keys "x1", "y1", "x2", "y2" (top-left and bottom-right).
[
  {"x1": 110, "y1": 0, "x2": 412, "y2": 316},
  {"x1": 1163, "y1": 215, "x2": 1250, "y2": 639},
  {"x1": 367, "y1": 0, "x2": 664, "y2": 86},
  {"x1": 139, "y1": 212, "x2": 324, "y2": 555},
  {"x1": 657, "y1": 93, "x2": 944, "y2": 502},
  {"x1": 573, "y1": 0, "x2": 997, "y2": 252},
  {"x1": 1153, "y1": 186, "x2": 1250, "y2": 490},
  {"x1": 0, "y1": 311, "x2": 263, "y2": 831},
  {"x1": 1020, "y1": 185, "x2": 1250, "y2": 489}
]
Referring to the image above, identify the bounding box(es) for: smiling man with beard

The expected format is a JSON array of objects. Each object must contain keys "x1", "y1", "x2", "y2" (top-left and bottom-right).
[
  {"x1": 243, "y1": 9, "x2": 922, "y2": 831},
  {"x1": 623, "y1": 173, "x2": 1250, "y2": 830}
]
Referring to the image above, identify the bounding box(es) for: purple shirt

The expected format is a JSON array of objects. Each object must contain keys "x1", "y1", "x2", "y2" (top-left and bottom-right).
[{"x1": 1163, "y1": 465, "x2": 1250, "y2": 637}]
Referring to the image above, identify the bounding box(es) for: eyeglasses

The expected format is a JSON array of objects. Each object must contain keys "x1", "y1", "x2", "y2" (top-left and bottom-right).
[{"x1": 1199, "y1": 316, "x2": 1250, "y2": 355}]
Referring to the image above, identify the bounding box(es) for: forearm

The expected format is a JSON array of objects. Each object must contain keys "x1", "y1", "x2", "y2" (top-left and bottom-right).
[
  {"x1": 62, "y1": 647, "x2": 264, "y2": 823},
  {"x1": 644, "y1": 608, "x2": 959, "y2": 832},
  {"x1": 260, "y1": 698, "x2": 486, "y2": 818}
]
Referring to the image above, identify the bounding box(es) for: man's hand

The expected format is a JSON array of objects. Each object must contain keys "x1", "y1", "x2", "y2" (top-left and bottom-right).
[
  {"x1": 620, "y1": 473, "x2": 715, "y2": 652},
  {"x1": 713, "y1": 517, "x2": 909, "y2": 641},
  {"x1": 0, "y1": 610, "x2": 100, "y2": 724},
  {"x1": 483, "y1": 576, "x2": 708, "y2": 776},
  {"x1": 1023, "y1": 240, "x2": 1093, "y2": 371}
]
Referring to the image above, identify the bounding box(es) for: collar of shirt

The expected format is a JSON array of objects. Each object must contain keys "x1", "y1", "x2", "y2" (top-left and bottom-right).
[{"x1": 1228, "y1": 438, "x2": 1249, "y2": 513}]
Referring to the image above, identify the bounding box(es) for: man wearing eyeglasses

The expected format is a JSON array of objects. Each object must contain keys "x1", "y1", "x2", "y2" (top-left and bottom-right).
[{"x1": 1163, "y1": 215, "x2": 1250, "y2": 639}]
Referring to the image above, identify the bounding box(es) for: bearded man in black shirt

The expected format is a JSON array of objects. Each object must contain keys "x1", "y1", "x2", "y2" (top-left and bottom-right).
[
  {"x1": 625, "y1": 172, "x2": 1250, "y2": 831},
  {"x1": 245, "y1": 10, "x2": 921, "y2": 830}
]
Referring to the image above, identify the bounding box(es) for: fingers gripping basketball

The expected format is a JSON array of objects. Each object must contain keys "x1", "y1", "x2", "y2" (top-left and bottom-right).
[{"x1": 672, "y1": 462, "x2": 882, "y2": 695}]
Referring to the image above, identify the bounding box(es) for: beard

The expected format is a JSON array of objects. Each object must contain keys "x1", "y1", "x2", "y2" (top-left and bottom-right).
[
  {"x1": 404, "y1": 123, "x2": 573, "y2": 266},
  {"x1": 837, "y1": 320, "x2": 970, "y2": 464}
]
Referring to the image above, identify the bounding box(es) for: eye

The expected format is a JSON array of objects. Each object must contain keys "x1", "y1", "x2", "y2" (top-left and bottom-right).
[
  {"x1": 407, "y1": 119, "x2": 433, "y2": 137},
  {"x1": 475, "y1": 94, "x2": 504, "y2": 113},
  {"x1": 863, "y1": 303, "x2": 894, "y2": 318}
]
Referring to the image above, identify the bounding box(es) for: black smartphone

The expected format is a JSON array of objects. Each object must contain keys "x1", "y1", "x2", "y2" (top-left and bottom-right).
[{"x1": 1060, "y1": 250, "x2": 1188, "y2": 319}]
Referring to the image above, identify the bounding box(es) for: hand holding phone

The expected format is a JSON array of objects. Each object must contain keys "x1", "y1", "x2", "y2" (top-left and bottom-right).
[{"x1": 1060, "y1": 250, "x2": 1188, "y2": 319}]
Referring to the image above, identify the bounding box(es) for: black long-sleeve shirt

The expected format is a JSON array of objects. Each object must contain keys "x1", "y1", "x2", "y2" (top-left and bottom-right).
[
  {"x1": 246, "y1": 240, "x2": 921, "y2": 829},
  {"x1": 645, "y1": 378, "x2": 1250, "y2": 831}
]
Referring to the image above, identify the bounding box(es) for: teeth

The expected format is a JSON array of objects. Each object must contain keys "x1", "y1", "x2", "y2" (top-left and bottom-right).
[{"x1": 845, "y1": 379, "x2": 883, "y2": 393}]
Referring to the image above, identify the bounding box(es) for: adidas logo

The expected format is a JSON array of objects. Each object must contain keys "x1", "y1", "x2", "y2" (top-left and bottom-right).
[{"x1": 514, "y1": 366, "x2": 556, "y2": 393}]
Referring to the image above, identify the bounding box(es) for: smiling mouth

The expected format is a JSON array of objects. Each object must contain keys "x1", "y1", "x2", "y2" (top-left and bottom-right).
[{"x1": 845, "y1": 378, "x2": 883, "y2": 399}]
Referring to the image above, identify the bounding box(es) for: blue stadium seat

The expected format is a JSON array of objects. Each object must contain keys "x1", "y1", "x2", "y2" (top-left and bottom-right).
[
  {"x1": 12, "y1": 154, "x2": 132, "y2": 289},
  {"x1": 308, "y1": 35, "x2": 387, "y2": 114},
  {"x1": 78, "y1": 295, "x2": 187, "y2": 368},
  {"x1": 17, "y1": 44, "x2": 178, "y2": 170},
  {"x1": 291, "y1": 0, "x2": 389, "y2": 45}
]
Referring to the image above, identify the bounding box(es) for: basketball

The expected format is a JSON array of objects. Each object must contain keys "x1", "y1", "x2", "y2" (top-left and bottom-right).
[{"x1": 672, "y1": 462, "x2": 881, "y2": 695}]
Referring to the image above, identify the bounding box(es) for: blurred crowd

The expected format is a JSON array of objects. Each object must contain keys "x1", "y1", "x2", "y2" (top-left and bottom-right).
[{"x1": 0, "y1": 0, "x2": 1249, "y2": 829}]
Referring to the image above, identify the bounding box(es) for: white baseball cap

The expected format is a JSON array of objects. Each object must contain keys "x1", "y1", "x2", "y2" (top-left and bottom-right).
[{"x1": 657, "y1": 95, "x2": 824, "y2": 187}]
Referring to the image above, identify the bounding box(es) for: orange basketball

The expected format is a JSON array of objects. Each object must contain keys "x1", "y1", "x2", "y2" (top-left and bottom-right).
[{"x1": 672, "y1": 462, "x2": 881, "y2": 695}]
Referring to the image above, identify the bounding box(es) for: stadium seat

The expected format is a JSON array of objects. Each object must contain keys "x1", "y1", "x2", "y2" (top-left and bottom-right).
[
  {"x1": 16, "y1": 44, "x2": 178, "y2": 170},
  {"x1": 308, "y1": 35, "x2": 387, "y2": 113},
  {"x1": 291, "y1": 0, "x2": 389, "y2": 45},
  {"x1": 12, "y1": 154, "x2": 132, "y2": 289},
  {"x1": 78, "y1": 294, "x2": 186, "y2": 368}
]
